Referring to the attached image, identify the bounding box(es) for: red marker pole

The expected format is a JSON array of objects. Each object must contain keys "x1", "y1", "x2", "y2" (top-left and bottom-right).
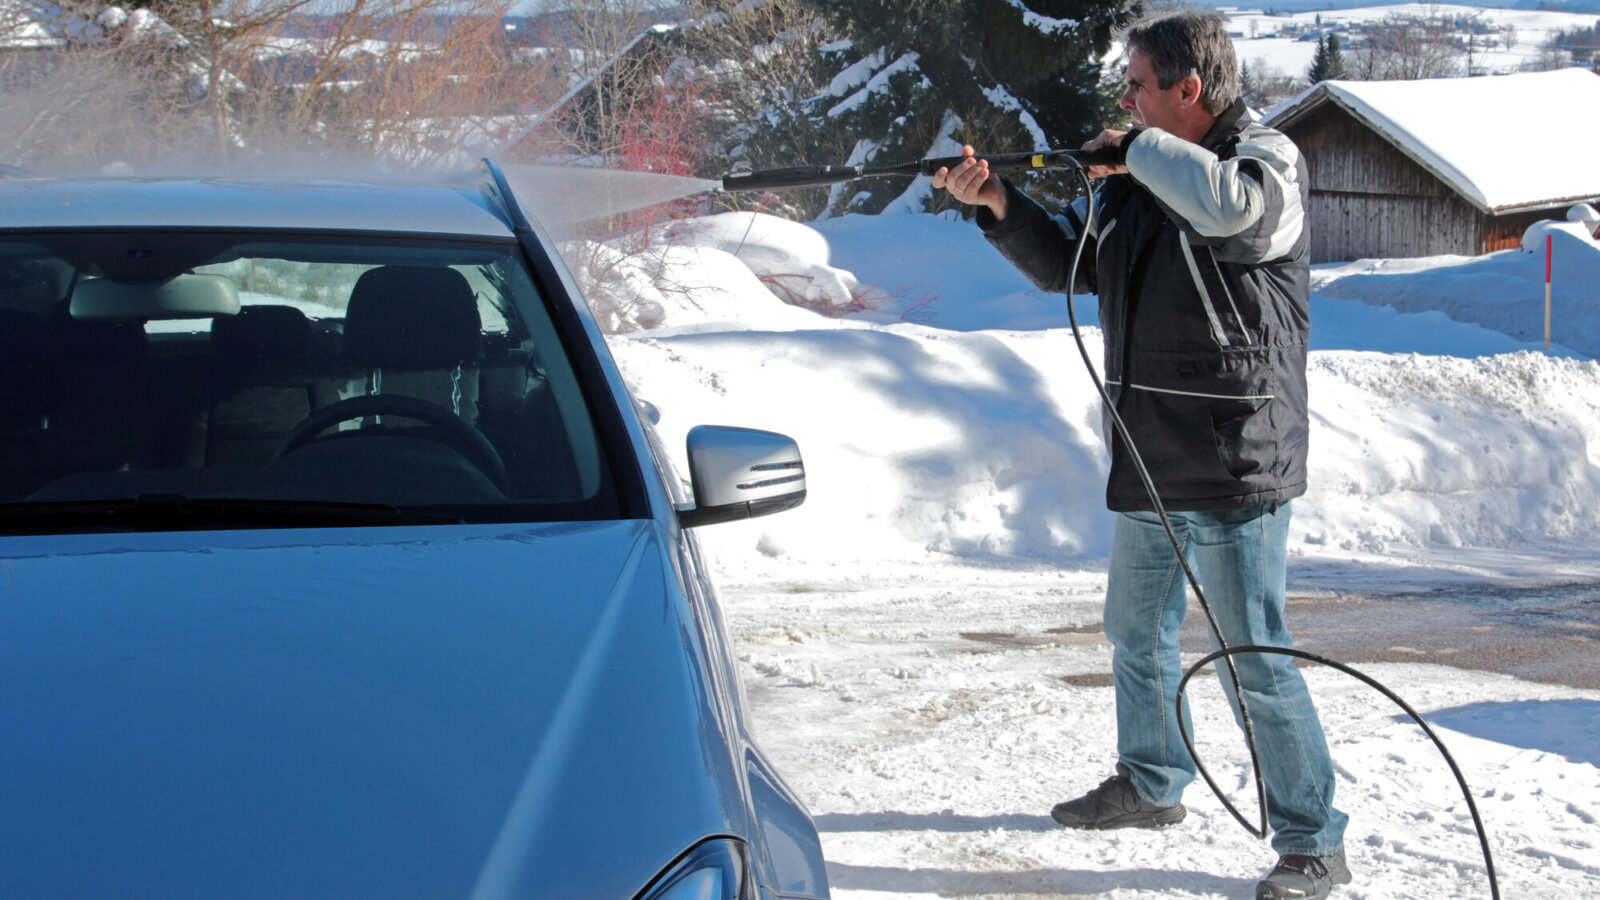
[{"x1": 1545, "y1": 233, "x2": 1552, "y2": 351}]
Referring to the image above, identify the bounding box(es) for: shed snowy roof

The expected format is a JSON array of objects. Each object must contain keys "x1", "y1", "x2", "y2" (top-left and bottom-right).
[{"x1": 1265, "y1": 68, "x2": 1600, "y2": 214}]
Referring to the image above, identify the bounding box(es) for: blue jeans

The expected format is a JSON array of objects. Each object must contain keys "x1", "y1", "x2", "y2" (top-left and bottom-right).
[{"x1": 1104, "y1": 501, "x2": 1347, "y2": 856}]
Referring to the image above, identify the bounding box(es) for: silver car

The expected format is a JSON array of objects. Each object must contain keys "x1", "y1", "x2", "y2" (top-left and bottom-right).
[{"x1": 0, "y1": 163, "x2": 829, "y2": 900}]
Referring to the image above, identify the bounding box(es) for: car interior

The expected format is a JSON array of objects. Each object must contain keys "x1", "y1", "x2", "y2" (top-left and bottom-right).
[{"x1": 0, "y1": 232, "x2": 621, "y2": 529}]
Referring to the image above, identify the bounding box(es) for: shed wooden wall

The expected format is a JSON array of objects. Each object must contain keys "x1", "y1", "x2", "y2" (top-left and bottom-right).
[{"x1": 1280, "y1": 103, "x2": 1483, "y2": 263}]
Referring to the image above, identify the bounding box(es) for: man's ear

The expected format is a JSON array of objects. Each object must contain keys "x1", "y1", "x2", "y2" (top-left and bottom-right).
[{"x1": 1180, "y1": 74, "x2": 1203, "y2": 109}]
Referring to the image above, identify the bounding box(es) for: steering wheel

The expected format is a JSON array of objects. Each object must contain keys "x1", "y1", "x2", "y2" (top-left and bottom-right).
[{"x1": 272, "y1": 394, "x2": 510, "y2": 492}]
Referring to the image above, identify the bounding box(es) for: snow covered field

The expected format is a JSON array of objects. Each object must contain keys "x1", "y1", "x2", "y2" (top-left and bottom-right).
[
  {"x1": 554, "y1": 203, "x2": 1600, "y2": 897},
  {"x1": 1224, "y1": 3, "x2": 1600, "y2": 80}
]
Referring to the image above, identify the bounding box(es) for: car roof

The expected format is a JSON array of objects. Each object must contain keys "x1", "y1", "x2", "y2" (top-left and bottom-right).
[{"x1": 0, "y1": 174, "x2": 520, "y2": 239}]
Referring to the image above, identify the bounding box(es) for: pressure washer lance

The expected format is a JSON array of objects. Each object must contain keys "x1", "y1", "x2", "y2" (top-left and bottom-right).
[
  {"x1": 720, "y1": 147, "x2": 1127, "y2": 192},
  {"x1": 723, "y1": 145, "x2": 1502, "y2": 897}
]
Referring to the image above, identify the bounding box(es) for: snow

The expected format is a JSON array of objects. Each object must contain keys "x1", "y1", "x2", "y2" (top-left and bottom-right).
[
  {"x1": 828, "y1": 50, "x2": 886, "y2": 98},
  {"x1": 980, "y1": 84, "x2": 1050, "y2": 151},
  {"x1": 578, "y1": 199, "x2": 1600, "y2": 898},
  {"x1": 828, "y1": 52, "x2": 925, "y2": 119},
  {"x1": 1226, "y1": 3, "x2": 1600, "y2": 80},
  {"x1": 1000, "y1": 0, "x2": 1079, "y2": 36},
  {"x1": 881, "y1": 112, "x2": 966, "y2": 216},
  {"x1": 1314, "y1": 218, "x2": 1600, "y2": 356}
]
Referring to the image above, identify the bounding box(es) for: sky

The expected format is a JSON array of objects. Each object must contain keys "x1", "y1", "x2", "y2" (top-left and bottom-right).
[{"x1": 544, "y1": 187, "x2": 1600, "y2": 898}]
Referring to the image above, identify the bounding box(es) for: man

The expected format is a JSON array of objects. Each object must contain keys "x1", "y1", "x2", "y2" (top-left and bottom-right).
[{"x1": 933, "y1": 8, "x2": 1349, "y2": 900}]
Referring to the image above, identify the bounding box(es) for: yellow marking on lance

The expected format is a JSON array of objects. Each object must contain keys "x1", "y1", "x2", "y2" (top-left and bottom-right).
[{"x1": 1032, "y1": 154, "x2": 1046, "y2": 168}]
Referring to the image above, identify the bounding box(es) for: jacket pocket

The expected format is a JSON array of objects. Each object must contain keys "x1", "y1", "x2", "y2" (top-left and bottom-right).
[{"x1": 1210, "y1": 396, "x2": 1273, "y2": 481}]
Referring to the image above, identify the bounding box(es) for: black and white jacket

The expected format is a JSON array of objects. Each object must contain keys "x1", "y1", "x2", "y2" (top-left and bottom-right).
[{"x1": 980, "y1": 99, "x2": 1311, "y2": 513}]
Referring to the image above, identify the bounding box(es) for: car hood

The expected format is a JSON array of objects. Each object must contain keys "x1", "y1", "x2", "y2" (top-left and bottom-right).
[{"x1": 0, "y1": 521, "x2": 746, "y2": 898}]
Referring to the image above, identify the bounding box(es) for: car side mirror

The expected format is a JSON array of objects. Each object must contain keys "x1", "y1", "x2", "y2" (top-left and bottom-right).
[{"x1": 678, "y1": 425, "x2": 806, "y2": 529}]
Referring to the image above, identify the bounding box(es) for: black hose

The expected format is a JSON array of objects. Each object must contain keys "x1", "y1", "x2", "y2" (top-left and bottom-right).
[
  {"x1": 1057, "y1": 166, "x2": 1500, "y2": 897},
  {"x1": 1177, "y1": 646, "x2": 1500, "y2": 899}
]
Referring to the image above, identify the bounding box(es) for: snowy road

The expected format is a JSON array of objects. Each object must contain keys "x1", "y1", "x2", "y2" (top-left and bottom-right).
[{"x1": 718, "y1": 560, "x2": 1600, "y2": 899}]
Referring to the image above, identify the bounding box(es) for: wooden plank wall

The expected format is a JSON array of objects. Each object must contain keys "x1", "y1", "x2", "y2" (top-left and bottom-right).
[
  {"x1": 1281, "y1": 103, "x2": 1481, "y2": 262},
  {"x1": 1278, "y1": 100, "x2": 1596, "y2": 261},
  {"x1": 1481, "y1": 208, "x2": 1560, "y2": 253},
  {"x1": 1307, "y1": 192, "x2": 1477, "y2": 262}
]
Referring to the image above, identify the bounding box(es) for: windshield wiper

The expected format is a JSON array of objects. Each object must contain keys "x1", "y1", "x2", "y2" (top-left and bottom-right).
[{"x1": 0, "y1": 494, "x2": 465, "y2": 534}]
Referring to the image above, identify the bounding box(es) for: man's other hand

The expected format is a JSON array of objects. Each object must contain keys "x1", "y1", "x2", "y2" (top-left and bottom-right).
[
  {"x1": 1083, "y1": 130, "x2": 1131, "y2": 179},
  {"x1": 932, "y1": 145, "x2": 1008, "y2": 221}
]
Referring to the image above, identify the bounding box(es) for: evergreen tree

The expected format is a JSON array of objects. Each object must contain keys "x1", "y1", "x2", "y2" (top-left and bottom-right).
[
  {"x1": 1239, "y1": 58, "x2": 1266, "y2": 109},
  {"x1": 1326, "y1": 33, "x2": 1347, "y2": 80},
  {"x1": 764, "y1": 0, "x2": 1131, "y2": 216},
  {"x1": 1307, "y1": 32, "x2": 1346, "y2": 83}
]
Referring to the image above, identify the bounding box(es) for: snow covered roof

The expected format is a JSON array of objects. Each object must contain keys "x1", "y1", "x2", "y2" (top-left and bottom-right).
[{"x1": 1265, "y1": 68, "x2": 1600, "y2": 214}]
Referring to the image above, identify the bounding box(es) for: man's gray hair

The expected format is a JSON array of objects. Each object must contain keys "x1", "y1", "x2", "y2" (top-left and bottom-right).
[{"x1": 1118, "y1": 7, "x2": 1240, "y2": 116}]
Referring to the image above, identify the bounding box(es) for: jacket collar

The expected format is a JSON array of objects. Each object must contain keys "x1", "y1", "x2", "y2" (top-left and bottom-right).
[{"x1": 1197, "y1": 98, "x2": 1250, "y2": 152}]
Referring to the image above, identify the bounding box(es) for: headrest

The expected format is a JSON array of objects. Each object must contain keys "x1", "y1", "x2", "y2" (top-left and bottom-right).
[
  {"x1": 343, "y1": 266, "x2": 481, "y2": 370},
  {"x1": 47, "y1": 299, "x2": 146, "y2": 362},
  {"x1": 210, "y1": 305, "x2": 311, "y2": 358}
]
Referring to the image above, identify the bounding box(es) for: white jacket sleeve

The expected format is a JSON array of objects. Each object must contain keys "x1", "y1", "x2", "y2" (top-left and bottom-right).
[{"x1": 1124, "y1": 124, "x2": 1306, "y2": 263}]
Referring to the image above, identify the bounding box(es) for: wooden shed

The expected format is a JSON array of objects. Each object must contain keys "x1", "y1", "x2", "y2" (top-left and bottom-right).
[{"x1": 1264, "y1": 68, "x2": 1600, "y2": 263}]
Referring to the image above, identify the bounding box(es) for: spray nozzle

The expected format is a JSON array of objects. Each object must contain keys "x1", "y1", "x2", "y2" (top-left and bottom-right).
[{"x1": 720, "y1": 145, "x2": 1126, "y2": 193}]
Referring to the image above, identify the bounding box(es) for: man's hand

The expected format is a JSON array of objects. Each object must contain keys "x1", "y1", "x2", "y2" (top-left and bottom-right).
[
  {"x1": 932, "y1": 145, "x2": 1008, "y2": 221},
  {"x1": 1083, "y1": 129, "x2": 1131, "y2": 179}
]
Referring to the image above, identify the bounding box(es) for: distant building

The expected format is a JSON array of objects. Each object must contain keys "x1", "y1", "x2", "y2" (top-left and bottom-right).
[{"x1": 1265, "y1": 68, "x2": 1600, "y2": 262}]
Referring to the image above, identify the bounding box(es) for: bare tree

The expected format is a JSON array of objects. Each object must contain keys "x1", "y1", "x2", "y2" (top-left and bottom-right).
[
  {"x1": 1346, "y1": 10, "x2": 1464, "y2": 81},
  {"x1": 0, "y1": 0, "x2": 556, "y2": 171},
  {"x1": 0, "y1": 9, "x2": 215, "y2": 170},
  {"x1": 673, "y1": 0, "x2": 839, "y2": 180},
  {"x1": 1241, "y1": 56, "x2": 1301, "y2": 109},
  {"x1": 1522, "y1": 49, "x2": 1574, "y2": 73},
  {"x1": 0, "y1": 49, "x2": 191, "y2": 169},
  {"x1": 519, "y1": 0, "x2": 685, "y2": 166},
  {"x1": 230, "y1": 0, "x2": 549, "y2": 167}
]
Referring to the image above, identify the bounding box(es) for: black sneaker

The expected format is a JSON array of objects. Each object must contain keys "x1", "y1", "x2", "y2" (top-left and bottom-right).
[
  {"x1": 1050, "y1": 764, "x2": 1187, "y2": 829},
  {"x1": 1256, "y1": 849, "x2": 1352, "y2": 900}
]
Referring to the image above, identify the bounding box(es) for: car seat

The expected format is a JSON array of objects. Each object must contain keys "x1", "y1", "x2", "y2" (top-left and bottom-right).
[
  {"x1": 343, "y1": 265, "x2": 482, "y2": 420},
  {"x1": 206, "y1": 305, "x2": 318, "y2": 467}
]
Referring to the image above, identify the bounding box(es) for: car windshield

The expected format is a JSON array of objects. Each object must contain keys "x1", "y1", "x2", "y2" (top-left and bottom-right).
[{"x1": 0, "y1": 231, "x2": 621, "y2": 532}]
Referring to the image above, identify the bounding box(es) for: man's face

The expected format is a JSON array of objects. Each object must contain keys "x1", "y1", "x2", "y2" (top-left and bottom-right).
[{"x1": 1119, "y1": 47, "x2": 1189, "y2": 134}]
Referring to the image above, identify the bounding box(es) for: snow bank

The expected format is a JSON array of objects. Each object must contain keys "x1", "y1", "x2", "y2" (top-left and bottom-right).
[
  {"x1": 619, "y1": 325, "x2": 1600, "y2": 573},
  {"x1": 594, "y1": 208, "x2": 1600, "y2": 579},
  {"x1": 656, "y1": 212, "x2": 878, "y2": 316},
  {"x1": 1301, "y1": 350, "x2": 1600, "y2": 555},
  {"x1": 556, "y1": 213, "x2": 866, "y2": 334},
  {"x1": 613, "y1": 326, "x2": 1116, "y2": 563},
  {"x1": 1313, "y1": 217, "x2": 1600, "y2": 357}
]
